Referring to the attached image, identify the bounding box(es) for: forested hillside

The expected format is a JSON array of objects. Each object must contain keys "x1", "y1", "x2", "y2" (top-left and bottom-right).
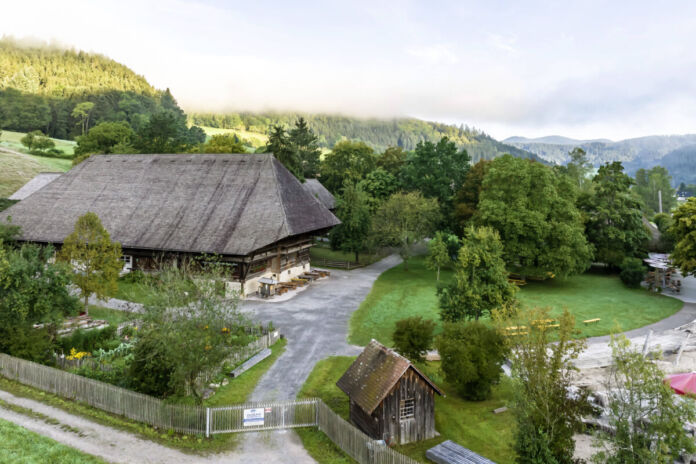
[
  {"x1": 506, "y1": 133, "x2": 696, "y2": 185},
  {"x1": 660, "y1": 145, "x2": 696, "y2": 186},
  {"x1": 0, "y1": 38, "x2": 177, "y2": 139},
  {"x1": 189, "y1": 112, "x2": 541, "y2": 162}
]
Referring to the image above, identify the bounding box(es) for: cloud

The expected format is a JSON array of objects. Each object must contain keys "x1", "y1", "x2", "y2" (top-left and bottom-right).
[{"x1": 405, "y1": 44, "x2": 459, "y2": 65}]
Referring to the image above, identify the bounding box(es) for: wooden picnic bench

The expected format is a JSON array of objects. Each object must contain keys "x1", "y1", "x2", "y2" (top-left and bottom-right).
[{"x1": 583, "y1": 318, "x2": 600, "y2": 325}]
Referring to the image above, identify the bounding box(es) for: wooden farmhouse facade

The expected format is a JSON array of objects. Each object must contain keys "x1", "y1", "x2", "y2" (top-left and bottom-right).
[
  {"x1": 1, "y1": 153, "x2": 340, "y2": 296},
  {"x1": 336, "y1": 340, "x2": 443, "y2": 445}
]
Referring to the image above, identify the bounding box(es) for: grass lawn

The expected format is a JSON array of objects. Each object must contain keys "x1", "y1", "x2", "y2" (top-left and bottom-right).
[
  {"x1": 205, "y1": 338, "x2": 287, "y2": 406},
  {"x1": 1, "y1": 129, "x2": 76, "y2": 155},
  {"x1": 0, "y1": 132, "x2": 72, "y2": 197},
  {"x1": 199, "y1": 125, "x2": 268, "y2": 148},
  {"x1": 88, "y1": 306, "x2": 131, "y2": 326},
  {"x1": 348, "y1": 256, "x2": 683, "y2": 346},
  {"x1": 0, "y1": 416, "x2": 106, "y2": 464},
  {"x1": 310, "y1": 244, "x2": 389, "y2": 268},
  {"x1": 113, "y1": 279, "x2": 159, "y2": 304},
  {"x1": 296, "y1": 356, "x2": 516, "y2": 464}
]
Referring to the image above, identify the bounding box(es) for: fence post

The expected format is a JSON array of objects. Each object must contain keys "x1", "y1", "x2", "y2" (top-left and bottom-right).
[{"x1": 206, "y1": 407, "x2": 210, "y2": 438}]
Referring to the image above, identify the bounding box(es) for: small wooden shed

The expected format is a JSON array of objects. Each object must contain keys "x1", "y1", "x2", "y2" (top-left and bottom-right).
[{"x1": 336, "y1": 340, "x2": 443, "y2": 445}]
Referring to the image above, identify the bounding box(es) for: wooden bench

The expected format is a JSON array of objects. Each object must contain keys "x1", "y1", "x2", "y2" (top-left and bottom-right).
[
  {"x1": 508, "y1": 278, "x2": 527, "y2": 286},
  {"x1": 583, "y1": 318, "x2": 601, "y2": 325},
  {"x1": 503, "y1": 326, "x2": 529, "y2": 336}
]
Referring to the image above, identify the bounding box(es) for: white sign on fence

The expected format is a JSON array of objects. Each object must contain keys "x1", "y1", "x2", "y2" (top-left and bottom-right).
[{"x1": 243, "y1": 408, "x2": 265, "y2": 427}]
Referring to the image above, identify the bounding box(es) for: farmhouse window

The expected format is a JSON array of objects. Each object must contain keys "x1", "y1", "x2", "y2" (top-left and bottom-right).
[{"x1": 399, "y1": 398, "x2": 415, "y2": 419}]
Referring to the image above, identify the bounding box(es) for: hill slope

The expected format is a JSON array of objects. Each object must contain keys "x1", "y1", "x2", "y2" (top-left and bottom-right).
[
  {"x1": 189, "y1": 112, "x2": 542, "y2": 162},
  {"x1": 506, "y1": 133, "x2": 696, "y2": 186},
  {"x1": 0, "y1": 38, "x2": 178, "y2": 140}
]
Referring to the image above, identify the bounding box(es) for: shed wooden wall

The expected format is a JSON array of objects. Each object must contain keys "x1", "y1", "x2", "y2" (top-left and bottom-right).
[{"x1": 349, "y1": 368, "x2": 438, "y2": 445}]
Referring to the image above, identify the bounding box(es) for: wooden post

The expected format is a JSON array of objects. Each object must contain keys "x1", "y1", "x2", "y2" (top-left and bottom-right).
[
  {"x1": 676, "y1": 334, "x2": 691, "y2": 366},
  {"x1": 642, "y1": 330, "x2": 653, "y2": 357},
  {"x1": 206, "y1": 408, "x2": 210, "y2": 437}
]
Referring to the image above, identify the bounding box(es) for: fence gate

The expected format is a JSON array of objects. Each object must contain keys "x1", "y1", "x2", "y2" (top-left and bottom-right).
[{"x1": 208, "y1": 399, "x2": 318, "y2": 434}]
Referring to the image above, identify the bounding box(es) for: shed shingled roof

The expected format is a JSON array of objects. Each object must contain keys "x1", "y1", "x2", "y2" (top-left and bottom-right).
[
  {"x1": 0, "y1": 153, "x2": 340, "y2": 256},
  {"x1": 9, "y1": 172, "x2": 62, "y2": 200},
  {"x1": 336, "y1": 340, "x2": 443, "y2": 414},
  {"x1": 302, "y1": 179, "x2": 335, "y2": 210}
]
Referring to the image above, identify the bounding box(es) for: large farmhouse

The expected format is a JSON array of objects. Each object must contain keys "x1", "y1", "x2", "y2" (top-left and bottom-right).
[{"x1": 1, "y1": 153, "x2": 340, "y2": 296}]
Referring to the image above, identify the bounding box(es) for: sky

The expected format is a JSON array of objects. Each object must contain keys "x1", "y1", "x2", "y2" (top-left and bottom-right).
[{"x1": 3, "y1": 0, "x2": 696, "y2": 141}]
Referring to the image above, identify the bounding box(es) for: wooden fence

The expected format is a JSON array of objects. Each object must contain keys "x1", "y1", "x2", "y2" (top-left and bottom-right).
[
  {"x1": 313, "y1": 257, "x2": 361, "y2": 270},
  {"x1": 0, "y1": 353, "x2": 419, "y2": 464}
]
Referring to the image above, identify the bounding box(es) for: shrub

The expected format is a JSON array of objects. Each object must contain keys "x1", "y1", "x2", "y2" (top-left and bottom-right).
[
  {"x1": 129, "y1": 330, "x2": 176, "y2": 397},
  {"x1": 392, "y1": 317, "x2": 435, "y2": 361},
  {"x1": 619, "y1": 257, "x2": 646, "y2": 288},
  {"x1": 58, "y1": 326, "x2": 119, "y2": 354},
  {"x1": 1, "y1": 326, "x2": 57, "y2": 365},
  {"x1": 436, "y1": 321, "x2": 508, "y2": 401}
]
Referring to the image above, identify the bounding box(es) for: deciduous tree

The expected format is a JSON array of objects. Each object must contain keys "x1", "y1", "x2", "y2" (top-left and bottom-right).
[
  {"x1": 475, "y1": 155, "x2": 592, "y2": 277},
  {"x1": 510, "y1": 308, "x2": 591, "y2": 464},
  {"x1": 438, "y1": 226, "x2": 515, "y2": 322},
  {"x1": 329, "y1": 181, "x2": 372, "y2": 262},
  {"x1": 436, "y1": 321, "x2": 507, "y2": 401},
  {"x1": 453, "y1": 160, "x2": 491, "y2": 233},
  {"x1": 72, "y1": 101, "x2": 95, "y2": 136},
  {"x1": 400, "y1": 137, "x2": 470, "y2": 218},
  {"x1": 201, "y1": 133, "x2": 245, "y2": 153},
  {"x1": 74, "y1": 121, "x2": 135, "y2": 156},
  {"x1": 593, "y1": 335, "x2": 696, "y2": 463},
  {"x1": 392, "y1": 316, "x2": 435, "y2": 362},
  {"x1": 57, "y1": 212, "x2": 122, "y2": 314},
  {"x1": 425, "y1": 231, "x2": 455, "y2": 281},
  {"x1": 320, "y1": 140, "x2": 377, "y2": 193},
  {"x1": 370, "y1": 192, "x2": 440, "y2": 270},
  {"x1": 131, "y1": 263, "x2": 250, "y2": 402},
  {"x1": 579, "y1": 162, "x2": 650, "y2": 268},
  {"x1": 669, "y1": 197, "x2": 696, "y2": 276},
  {"x1": 634, "y1": 166, "x2": 676, "y2": 215}
]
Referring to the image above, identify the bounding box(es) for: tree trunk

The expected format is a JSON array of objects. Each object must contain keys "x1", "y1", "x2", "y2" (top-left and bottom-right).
[
  {"x1": 83, "y1": 294, "x2": 89, "y2": 316},
  {"x1": 436, "y1": 266, "x2": 440, "y2": 281},
  {"x1": 355, "y1": 250, "x2": 359, "y2": 264}
]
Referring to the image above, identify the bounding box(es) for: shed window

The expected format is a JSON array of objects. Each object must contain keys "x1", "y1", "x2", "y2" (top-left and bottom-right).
[{"x1": 399, "y1": 398, "x2": 415, "y2": 419}]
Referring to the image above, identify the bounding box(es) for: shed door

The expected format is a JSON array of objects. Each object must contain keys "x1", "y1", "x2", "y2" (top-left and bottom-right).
[{"x1": 399, "y1": 397, "x2": 416, "y2": 444}]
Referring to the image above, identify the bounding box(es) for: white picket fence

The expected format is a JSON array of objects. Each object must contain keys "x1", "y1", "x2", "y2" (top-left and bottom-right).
[{"x1": 0, "y1": 352, "x2": 419, "y2": 464}]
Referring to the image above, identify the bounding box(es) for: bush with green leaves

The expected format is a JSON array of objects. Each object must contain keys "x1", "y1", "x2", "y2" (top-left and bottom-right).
[
  {"x1": 619, "y1": 257, "x2": 647, "y2": 288},
  {"x1": 58, "y1": 326, "x2": 119, "y2": 354},
  {"x1": 392, "y1": 316, "x2": 435, "y2": 361},
  {"x1": 436, "y1": 321, "x2": 508, "y2": 401}
]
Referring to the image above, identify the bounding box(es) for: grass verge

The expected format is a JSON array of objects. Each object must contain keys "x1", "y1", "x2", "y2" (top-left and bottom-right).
[
  {"x1": 348, "y1": 257, "x2": 682, "y2": 346},
  {"x1": 0, "y1": 415, "x2": 106, "y2": 464},
  {"x1": 88, "y1": 306, "x2": 131, "y2": 326},
  {"x1": 310, "y1": 244, "x2": 389, "y2": 268},
  {"x1": 0, "y1": 339, "x2": 286, "y2": 453},
  {"x1": 296, "y1": 356, "x2": 516, "y2": 464}
]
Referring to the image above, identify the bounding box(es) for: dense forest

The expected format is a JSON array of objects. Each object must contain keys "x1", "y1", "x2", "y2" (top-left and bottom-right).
[
  {"x1": 188, "y1": 112, "x2": 542, "y2": 163},
  {"x1": 0, "y1": 38, "x2": 180, "y2": 139}
]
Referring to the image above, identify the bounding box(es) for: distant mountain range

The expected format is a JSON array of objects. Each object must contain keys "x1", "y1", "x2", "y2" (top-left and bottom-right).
[{"x1": 504, "y1": 134, "x2": 696, "y2": 185}]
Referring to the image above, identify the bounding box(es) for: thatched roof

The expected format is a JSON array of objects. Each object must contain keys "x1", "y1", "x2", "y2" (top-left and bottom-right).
[
  {"x1": 302, "y1": 179, "x2": 335, "y2": 210},
  {"x1": 0, "y1": 154, "x2": 340, "y2": 256},
  {"x1": 336, "y1": 340, "x2": 442, "y2": 414},
  {"x1": 9, "y1": 172, "x2": 62, "y2": 200}
]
